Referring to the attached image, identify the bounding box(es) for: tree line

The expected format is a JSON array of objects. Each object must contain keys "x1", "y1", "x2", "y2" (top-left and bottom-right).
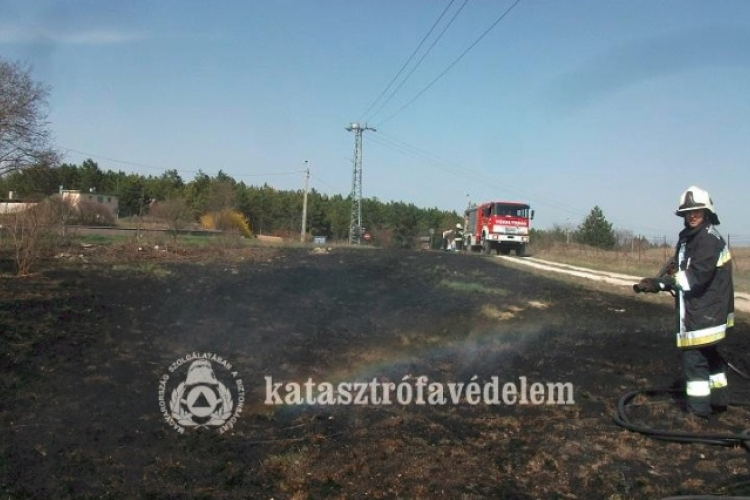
[
  {"x1": 0, "y1": 159, "x2": 635, "y2": 250},
  {"x1": 0, "y1": 160, "x2": 462, "y2": 248}
]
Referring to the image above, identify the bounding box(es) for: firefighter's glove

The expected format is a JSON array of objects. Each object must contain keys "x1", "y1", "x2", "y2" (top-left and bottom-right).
[
  {"x1": 636, "y1": 278, "x2": 660, "y2": 293},
  {"x1": 638, "y1": 276, "x2": 676, "y2": 293},
  {"x1": 653, "y1": 275, "x2": 676, "y2": 291}
]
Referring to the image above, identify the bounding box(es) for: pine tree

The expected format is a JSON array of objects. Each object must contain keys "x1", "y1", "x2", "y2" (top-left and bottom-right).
[{"x1": 577, "y1": 206, "x2": 616, "y2": 249}]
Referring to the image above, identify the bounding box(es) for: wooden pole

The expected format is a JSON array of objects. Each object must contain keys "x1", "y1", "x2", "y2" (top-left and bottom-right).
[{"x1": 638, "y1": 234, "x2": 641, "y2": 262}]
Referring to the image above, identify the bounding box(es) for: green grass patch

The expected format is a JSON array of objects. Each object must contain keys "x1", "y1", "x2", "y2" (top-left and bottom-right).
[
  {"x1": 76, "y1": 234, "x2": 131, "y2": 245},
  {"x1": 439, "y1": 279, "x2": 508, "y2": 296},
  {"x1": 173, "y1": 234, "x2": 221, "y2": 247}
]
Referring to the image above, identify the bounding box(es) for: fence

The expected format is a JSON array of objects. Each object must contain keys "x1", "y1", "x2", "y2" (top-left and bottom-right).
[{"x1": 529, "y1": 236, "x2": 749, "y2": 291}]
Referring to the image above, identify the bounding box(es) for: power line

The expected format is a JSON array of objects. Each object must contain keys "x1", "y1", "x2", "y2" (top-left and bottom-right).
[
  {"x1": 370, "y1": 131, "x2": 587, "y2": 217},
  {"x1": 365, "y1": 0, "x2": 470, "y2": 123},
  {"x1": 378, "y1": 0, "x2": 523, "y2": 126},
  {"x1": 370, "y1": 132, "x2": 686, "y2": 237},
  {"x1": 61, "y1": 147, "x2": 304, "y2": 179},
  {"x1": 65, "y1": 144, "x2": 345, "y2": 195},
  {"x1": 310, "y1": 173, "x2": 345, "y2": 193},
  {"x1": 63, "y1": 147, "x2": 181, "y2": 173},
  {"x1": 358, "y1": 0, "x2": 457, "y2": 123}
]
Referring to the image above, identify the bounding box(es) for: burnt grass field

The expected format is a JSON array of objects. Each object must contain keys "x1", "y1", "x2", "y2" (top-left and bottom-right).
[{"x1": 2, "y1": 245, "x2": 750, "y2": 499}]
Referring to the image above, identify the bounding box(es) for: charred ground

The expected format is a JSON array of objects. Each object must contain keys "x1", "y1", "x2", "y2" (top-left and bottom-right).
[{"x1": 2, "y1": 246, "x2": 750, "y2": 499}]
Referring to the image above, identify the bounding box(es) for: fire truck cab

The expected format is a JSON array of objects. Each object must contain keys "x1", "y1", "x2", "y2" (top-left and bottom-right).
[{"x1": 464, "y1": 201, "x2": 534, "y2": 256}]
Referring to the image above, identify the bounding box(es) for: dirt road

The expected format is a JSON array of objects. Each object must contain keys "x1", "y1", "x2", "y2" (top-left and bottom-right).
[
  {"x1": 2, "y1": 247, "x2": 749, "y2": 499},
  {"x1": 500, "y1": 255, "x2": 750, "y2": 312}
]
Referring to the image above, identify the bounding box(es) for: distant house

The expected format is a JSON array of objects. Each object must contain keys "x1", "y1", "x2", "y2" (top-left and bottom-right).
[
  {"x1": 0, "y1": 191, "x2": 36, "y2": 214},
  {"x1": 60, "y1": 189, "x2": 119, "y2": 219}
]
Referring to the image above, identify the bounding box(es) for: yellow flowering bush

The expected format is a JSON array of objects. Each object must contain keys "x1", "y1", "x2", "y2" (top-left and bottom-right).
[{"x1": 199, "y1": 209, "x2": 252, "y2": 238}]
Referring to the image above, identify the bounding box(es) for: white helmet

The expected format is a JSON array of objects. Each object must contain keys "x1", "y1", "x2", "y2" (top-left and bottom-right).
[
  {"x1": 456, "y1": 223, "x2": 462, "y2": 229},
  {"x1": 675, "y1": 186, "x2": 719, "y2": 224}
]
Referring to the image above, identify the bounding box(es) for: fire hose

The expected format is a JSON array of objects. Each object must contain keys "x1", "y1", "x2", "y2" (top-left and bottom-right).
[
  {"x1": 618, "y1": 268, "x2": 750, "y2": 499},
  {"x1": 613, "y1": 360, "x2": 750, "y2": 499},
  {"x1": 613, "y1": 345, "x2": 750, "y2": 447}
]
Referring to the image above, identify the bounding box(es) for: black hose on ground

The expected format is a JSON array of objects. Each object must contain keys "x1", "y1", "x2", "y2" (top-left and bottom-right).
[
  {"x1": 613, "y1": 388, "x2": 750, "y2": 449},
  {"x1": 614, "y1": 362, "x2": 750, "y2": 499},
  {"x1": 726, "y1": 360, "x2": 750, "y2": 381},
  {"x1": 614, "y1": 355, "x2": 750, "y2": 447}
]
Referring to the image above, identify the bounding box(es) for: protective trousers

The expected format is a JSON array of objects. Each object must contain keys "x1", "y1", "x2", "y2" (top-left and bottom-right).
[{"x1": 682, "y1": 345, "x2": 729, "y2": 417}]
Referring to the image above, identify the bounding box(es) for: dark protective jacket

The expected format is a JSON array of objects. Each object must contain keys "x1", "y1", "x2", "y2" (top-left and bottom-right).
[{"x1": 672, "y1": 222, "x2": 734, "y2": 348}]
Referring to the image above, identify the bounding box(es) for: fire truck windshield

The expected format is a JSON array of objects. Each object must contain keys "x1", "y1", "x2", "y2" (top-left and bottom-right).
[{"x1": 493, "y1": 204, "x2": 530, "y2": 218}]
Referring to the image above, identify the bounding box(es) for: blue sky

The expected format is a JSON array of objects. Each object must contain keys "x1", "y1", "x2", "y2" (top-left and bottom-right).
[{"x1": 2, "y1": 1, "x2": 749, "y2": 243}]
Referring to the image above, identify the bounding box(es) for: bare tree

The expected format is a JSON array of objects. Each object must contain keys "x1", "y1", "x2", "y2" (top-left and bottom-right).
[
  {"x1": 8, "y1": 202, "x2": 59, "y2": 276},
  {"x1": 0, "y1": 57, "x2": 58, "y2": 176},
  {"x1": 614, "y1": 229, "x2": 634, "y2": 250},
  {"x1": 150, "y1": 198, "x2": 193, "y2": 241},
  {"x1": 48, "y1": 194, "x2": 76, "y2": 238}
]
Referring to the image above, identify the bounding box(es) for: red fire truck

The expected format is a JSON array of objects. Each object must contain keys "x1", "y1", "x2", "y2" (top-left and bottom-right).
[{"x1": 463, "y1": 201, "x2": 534, "y2": 256}]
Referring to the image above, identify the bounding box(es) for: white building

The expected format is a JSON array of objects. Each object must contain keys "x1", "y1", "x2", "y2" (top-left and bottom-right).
[
  {"x1": 0, "y1": 191, "x2": 36, "y2": 214},
  {"x1": 60, "y1": 189, "x2": 119, "y2": 219}
]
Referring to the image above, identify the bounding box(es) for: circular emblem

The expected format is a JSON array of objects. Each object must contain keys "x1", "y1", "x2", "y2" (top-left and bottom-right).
[{"x1": 158, "y1": 353, "x2": 245, "y2": 434}]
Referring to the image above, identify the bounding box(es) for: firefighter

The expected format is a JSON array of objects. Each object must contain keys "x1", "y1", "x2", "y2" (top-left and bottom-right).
[
  {"x1": 454, "y1": 223, "x2": 464, "y2": 251},
  {"x1": 638, "y1": 186, "x2": 734, "y2": 419},
  {"x1": 442, "y1": 228, "x2": 453, "y2": 251}
]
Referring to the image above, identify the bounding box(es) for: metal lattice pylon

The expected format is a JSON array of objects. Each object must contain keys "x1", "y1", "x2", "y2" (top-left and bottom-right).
[{"x1": 346, "y1": 122, "x2": 375, "y2": 245}]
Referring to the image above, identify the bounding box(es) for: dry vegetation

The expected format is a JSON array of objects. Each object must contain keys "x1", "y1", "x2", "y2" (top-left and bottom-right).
[
  {"x1": 1, "y1": 202, "x2": 59, "y2": 275},
  {"x1": 530, "y1": 241, "x2": 750, "y2": 293}
]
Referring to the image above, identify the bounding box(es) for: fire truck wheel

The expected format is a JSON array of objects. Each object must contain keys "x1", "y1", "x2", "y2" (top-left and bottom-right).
[
  {"x1": 482, "y1": 239, "x2": 492, "y2": 255},
  {"x1": 516, "y1": 245, "x2": 526, "y2": 257}
]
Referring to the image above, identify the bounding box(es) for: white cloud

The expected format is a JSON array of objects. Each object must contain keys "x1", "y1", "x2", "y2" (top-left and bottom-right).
[
  {"x1": 0, "y1": 25, "x2": 146, "y2": 45},
  {"x1": 58, "y1": 30, "x2": 146, "y2": 44}
]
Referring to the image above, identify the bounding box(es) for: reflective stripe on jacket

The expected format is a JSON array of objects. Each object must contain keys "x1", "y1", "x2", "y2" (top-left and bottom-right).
[{"x1": 673, "y1": 223, "x2": 734, "y2": 349}]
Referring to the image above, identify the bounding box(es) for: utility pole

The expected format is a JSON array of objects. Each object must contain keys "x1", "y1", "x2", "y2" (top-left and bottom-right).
[
  {"x1": 301, "y1": 161, "x2": 310, "y2": 243},
  {"x1": 346, "y1": 122, "x2": 376, "y2": 245}
]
